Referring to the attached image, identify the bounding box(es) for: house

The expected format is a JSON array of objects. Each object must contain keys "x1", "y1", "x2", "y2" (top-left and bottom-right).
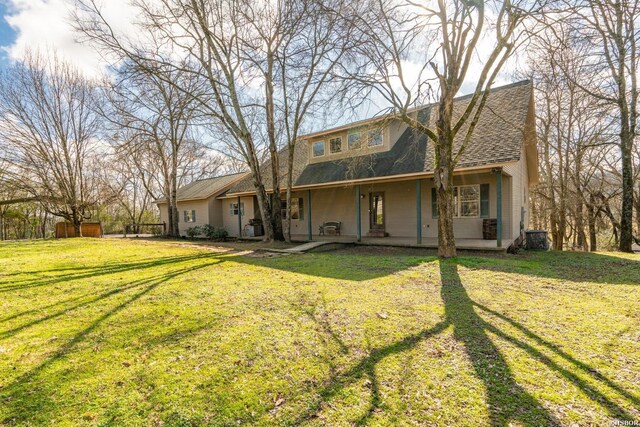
[
  {"x1": 156, "y1": 173, "x2": 248, "y2": 236},
  {"x1": 159, "y1": 80, "x2": 538, "y2": 249}
]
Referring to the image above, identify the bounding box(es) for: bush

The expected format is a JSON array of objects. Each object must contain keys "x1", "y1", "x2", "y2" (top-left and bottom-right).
[
  {"x1": 201, "y1": 224, "x2": 228, "y2": 241},
  {"x1": 185, "y1": 226, "x2": 202, "y2": 239}
]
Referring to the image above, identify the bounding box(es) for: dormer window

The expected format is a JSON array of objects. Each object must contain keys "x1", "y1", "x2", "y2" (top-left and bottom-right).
[
  {"x1": 348, "y1": 132, "x2": 361, "y2": 150},
  {"x1": 312, "y1": 141, "x2": 325, "y2": 157},
  {"x1": 367, "y1": 129, "x2": 383, "y2": 146},
  {"x1": 329, "y1": 137, "x2": 342, "y2": 153}
]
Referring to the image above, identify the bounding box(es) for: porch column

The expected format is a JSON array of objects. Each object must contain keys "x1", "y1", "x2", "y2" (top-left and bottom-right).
[
  {"x1": 356, "y1": 185, "x2": 362, "y2": 242},
  {"x1": 416, "y1": 179, "x2": 422, "y2": 245},
  {"x1": 307, "y1": 190, "x2": 312, "y2": 241},
  {"x1": 493, "y1": 168, "x2": 503, "y2": 248},
  {"x1": 237, "y1": 196, "x2": 242, "y2": 238}
]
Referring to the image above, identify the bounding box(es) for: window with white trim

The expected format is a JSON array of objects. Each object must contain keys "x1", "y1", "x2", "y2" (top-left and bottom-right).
[
  {"x1": 348, "y1": 132, "x2": 361, "y2": 150},
  {"x1": 282, "y1": 198, "x2": 304, "y2": 220},
  {"x1": 367, "y1": 129, "x2": 383, "y2": 146},
  {"x1": 229, "y1": 202, "x2": 245, "y2": 216},
  {"x1": 455, "y1": 185, "x2": 480, "y2": 217},
  {"x1": 312, "y1": 141, "x2": 325, "y2": 157},
  {"x1": 183, "y1": 209, "x2": 196, "y2": 223},
  {"x1": 329, "y1": 137, "x2": 342, "y2": 153}
]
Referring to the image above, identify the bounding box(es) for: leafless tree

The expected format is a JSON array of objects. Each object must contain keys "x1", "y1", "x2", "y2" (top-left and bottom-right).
[
  {"x1": 76, "y1": 0, "x2": 354, "y2": 242},
  {"x1": 100, "y1": 59, "x2": 208, "y2": 237},
  {"x1": 0, "y1": 53, "x2": 104, "y2": 236},
  {"x1": 341, "y1": 0, "x2": 541, "y2": 257}
]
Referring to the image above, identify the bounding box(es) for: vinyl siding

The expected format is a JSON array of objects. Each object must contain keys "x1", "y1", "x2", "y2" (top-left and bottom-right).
[
  {"x1": 221, "y1": 196, "x2": 255, "y2": 237},
  {"x1": 260, "y1": 172, "x2": 514, "y2": 240}
]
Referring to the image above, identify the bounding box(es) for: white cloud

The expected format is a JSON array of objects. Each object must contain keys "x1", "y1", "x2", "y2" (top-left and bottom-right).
[{"x1": 3, "y1": 0, "x2": 139, "y2": 77}]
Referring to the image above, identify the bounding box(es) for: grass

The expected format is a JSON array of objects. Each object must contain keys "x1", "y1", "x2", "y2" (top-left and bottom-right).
[{"x1": 0, "y1": 238, "x2": 639, "y2": 426}]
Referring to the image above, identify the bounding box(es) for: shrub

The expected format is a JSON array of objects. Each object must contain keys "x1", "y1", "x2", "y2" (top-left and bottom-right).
[
  {"x1": 201, "y1": 224, "x2": 228, "y2": 241},
  {"x1": 185, "y1": 226, "x2": 202, "y2": 239}
]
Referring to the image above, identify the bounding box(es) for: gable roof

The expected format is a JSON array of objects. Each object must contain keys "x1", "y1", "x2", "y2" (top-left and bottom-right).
[
  {"x1": 156, "y1": 172, "x2": 247, "y2": 203},
  {"x1": 226, "y1": 80, "x2": 534, "y2": 194}
]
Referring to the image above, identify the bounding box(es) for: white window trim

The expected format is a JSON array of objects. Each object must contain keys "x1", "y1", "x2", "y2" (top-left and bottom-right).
[
  {"x1": 230, "y1": 202, "x2": 245, "y2": 216},
  {"x1": 347, "y1": 131, "x2": 362, "y2": 150},
  {"x1": 329, "y1": 137, "x2": 342, "y2": 154},
  {"x1": 312, "y1": 141, "x2": 325, "y2": 157},
  {"x1": 184, "y1": 209, "x2": 196, "y2": 223},
  {"x1": 454, "y1": 184, "x2": 480, "y2": 218},
  {"x1": 367, "y1": 129, "x2": 384, "y2": 147},
  {"x1": 282, "y1": 197, "x2": 304, "y2": 221}
]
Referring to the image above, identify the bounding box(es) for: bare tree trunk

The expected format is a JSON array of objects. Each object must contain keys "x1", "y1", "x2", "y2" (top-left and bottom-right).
[{"x1": 434, "y1": 97, "x2": 456, "y2": 258}]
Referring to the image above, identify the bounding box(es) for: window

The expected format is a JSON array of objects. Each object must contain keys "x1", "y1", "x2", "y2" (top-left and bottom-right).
[
  {"x1": 329, "y1": 137, "x2": 342, "y2": 153},
  {"x1": 229, "y1": 202, "x2": 245, "y2": 216},
  {"x1": 431, "y1": 184, "x2": 484, "y2": 218},
  {"x1": 183, "y1": 210, "x2": 196, "y2": 223},
  {"x1": 458, "y1": 185, "x2": 480, "y2": 217},
  {"x1": 312, "y1": 141, "x2": 325, "y2": 157},
  {"x1": 367, "y1": 129, "x2": 383, "y2": 146},
  {"x1": 348, "y1": 132, "x2": 361, "y2": 150},
  {"x1": 282, "y1": 197, "x2": 304, "y2": 221}
]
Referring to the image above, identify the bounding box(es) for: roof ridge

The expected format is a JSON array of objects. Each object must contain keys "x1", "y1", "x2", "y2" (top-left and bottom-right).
[
  {"x1": 298, "y1": 79, "x2": 532, "y2": 139},
  {"x1": 194, "y1": 171, "x2": 247, "y2": 182}
]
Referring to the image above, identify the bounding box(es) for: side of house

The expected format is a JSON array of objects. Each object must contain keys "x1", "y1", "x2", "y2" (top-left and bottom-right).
[{"x1": 156, "y1": 173, "x2": 248, "y2": 237}]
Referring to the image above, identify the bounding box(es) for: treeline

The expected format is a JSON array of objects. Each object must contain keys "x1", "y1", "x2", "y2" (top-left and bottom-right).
[{"x1": 525, "y1": 1, "x2": 639, "y2": 251}]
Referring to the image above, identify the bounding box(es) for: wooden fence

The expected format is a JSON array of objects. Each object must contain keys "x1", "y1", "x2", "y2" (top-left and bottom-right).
[{"x1": 55, "y1": 222, "x2": 103, "y2": 238}]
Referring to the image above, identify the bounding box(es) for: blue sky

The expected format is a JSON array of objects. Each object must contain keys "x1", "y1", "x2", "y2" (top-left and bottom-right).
[{"x1": 0, "y1": 1, "x2": 16, "y2": 68}]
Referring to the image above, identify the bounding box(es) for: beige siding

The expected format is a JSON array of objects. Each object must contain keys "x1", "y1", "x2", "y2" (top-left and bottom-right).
[
  {"x1": 176, "y1": 199, "x2": 210, "y2": 235},
  {"x1": 221, "y1": 196, "x2": 255, "y2": 237},
  {"x1": 422, "y1": 173, "x2": 512, "y2": 240},
  {"x1": 267, "y1": 173, "x2": 514, "y2": 240},
  {"x1": 307, "y1": 118, "x2": 408, "y2": 164},
  {"x1": 503, "y1": 146, "x2": 530, "y2": 238}
]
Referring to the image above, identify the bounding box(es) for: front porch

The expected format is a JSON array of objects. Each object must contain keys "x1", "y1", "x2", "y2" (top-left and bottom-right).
[{"x1": 229, "y1": 168, "x2": 513, "y2": 249}]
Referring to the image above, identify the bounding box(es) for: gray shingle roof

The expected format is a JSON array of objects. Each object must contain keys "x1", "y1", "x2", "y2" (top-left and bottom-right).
[
  {"x1": 156, "y1": 173, "x2": 247, "y2": 203},
  {"x1": 227, "y1": 80, "x2": 532, "y2": 194}
]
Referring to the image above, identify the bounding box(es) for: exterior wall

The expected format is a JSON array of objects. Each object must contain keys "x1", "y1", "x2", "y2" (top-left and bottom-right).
[
  {"x1": 503, "y1": 145, "x2": 530, "y2": 237},
  {"x1": 176, "y1": 199, "x2": 210, "y2": 235},
  {"x1": 221, "y1": 196, "x2": 256, "y2": 237},
  {"x1": 307, "y1": 118, "x2": 408, "y2": 164},
  {"x1": 157, "y1": 197, "x2": 224, "y2": 236},
  {"x1": 422, "y1": 173, "x2": 512, "y2": 240},
  {"x1": 257, "y1": 171, "x2": 516, "y2": 241}
]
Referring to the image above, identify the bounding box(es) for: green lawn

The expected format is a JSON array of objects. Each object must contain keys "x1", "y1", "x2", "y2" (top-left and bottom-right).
[{"x1": 0, "y1": 239, "x2": 639, "y2": 426}]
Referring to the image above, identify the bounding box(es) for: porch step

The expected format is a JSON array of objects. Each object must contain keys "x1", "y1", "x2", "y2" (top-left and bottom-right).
[{"x1": 367, "y1": 230, "x2": 389, "y2": 238}]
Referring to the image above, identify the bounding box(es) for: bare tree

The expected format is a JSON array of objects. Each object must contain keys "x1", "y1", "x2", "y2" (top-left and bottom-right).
[
  {"x1": 76, "y1": 0, "x2": 353, "y2": 242},
  {"x1": 342, "y1": 0, "x2": 539, "y2": 257},
  {"x1": 0, "y1": 53, "x2": 103, "y2": 236},
  {"x1": 100, "y1": 60, "x2": 206, "y2": 237}
]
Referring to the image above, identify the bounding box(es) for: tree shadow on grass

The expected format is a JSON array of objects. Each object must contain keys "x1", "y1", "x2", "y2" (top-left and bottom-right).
[
  {"x1": 0, "y1": 258, "x2": 225, "y2": 340},
  {"x1": 456, "y1": 250, "x2": 640, "y2": 285},
  {"x1": 439, "y1": 261, "x2": 558, "y2": 426},
  {"x1": 0, "y1": 253, "x2": 216, "y2": 294},
  {"x1": 0, "y1": 260, "x2": 218, "y2": 425},
  {"x1": 285, "y1": 259, "x2": 638, "y2": 425},
  {"x1": 238, "y1": 246, "x2": 438, "y2": 281}
]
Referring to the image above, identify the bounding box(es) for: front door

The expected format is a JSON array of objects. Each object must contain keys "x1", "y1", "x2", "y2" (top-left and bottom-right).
[{"x1": 369, "y1": 192, "x2": 385, "y2": 230}]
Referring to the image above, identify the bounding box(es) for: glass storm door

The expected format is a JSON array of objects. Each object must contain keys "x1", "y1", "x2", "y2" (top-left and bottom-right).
[{"x1": 369, "y1": 192, "x2": 385, "y2": 230}]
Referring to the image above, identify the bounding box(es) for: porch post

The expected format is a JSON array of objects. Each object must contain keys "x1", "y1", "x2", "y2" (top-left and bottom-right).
[
  {"x1": 416, "y1": 179, "x2": 422, "y2": 245},
  {"x1": 307, "y1": 189, "x2": 312, "y2": 241},
  {"x1": 237, "y1": 196, "x2": 242, "y2": 238},
  {"x1": 494, "y1": 168, "x2": 503, "y2": 248},
  {"x1": 356, "y1": 185, "x2": 362, "y2": 242}
]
